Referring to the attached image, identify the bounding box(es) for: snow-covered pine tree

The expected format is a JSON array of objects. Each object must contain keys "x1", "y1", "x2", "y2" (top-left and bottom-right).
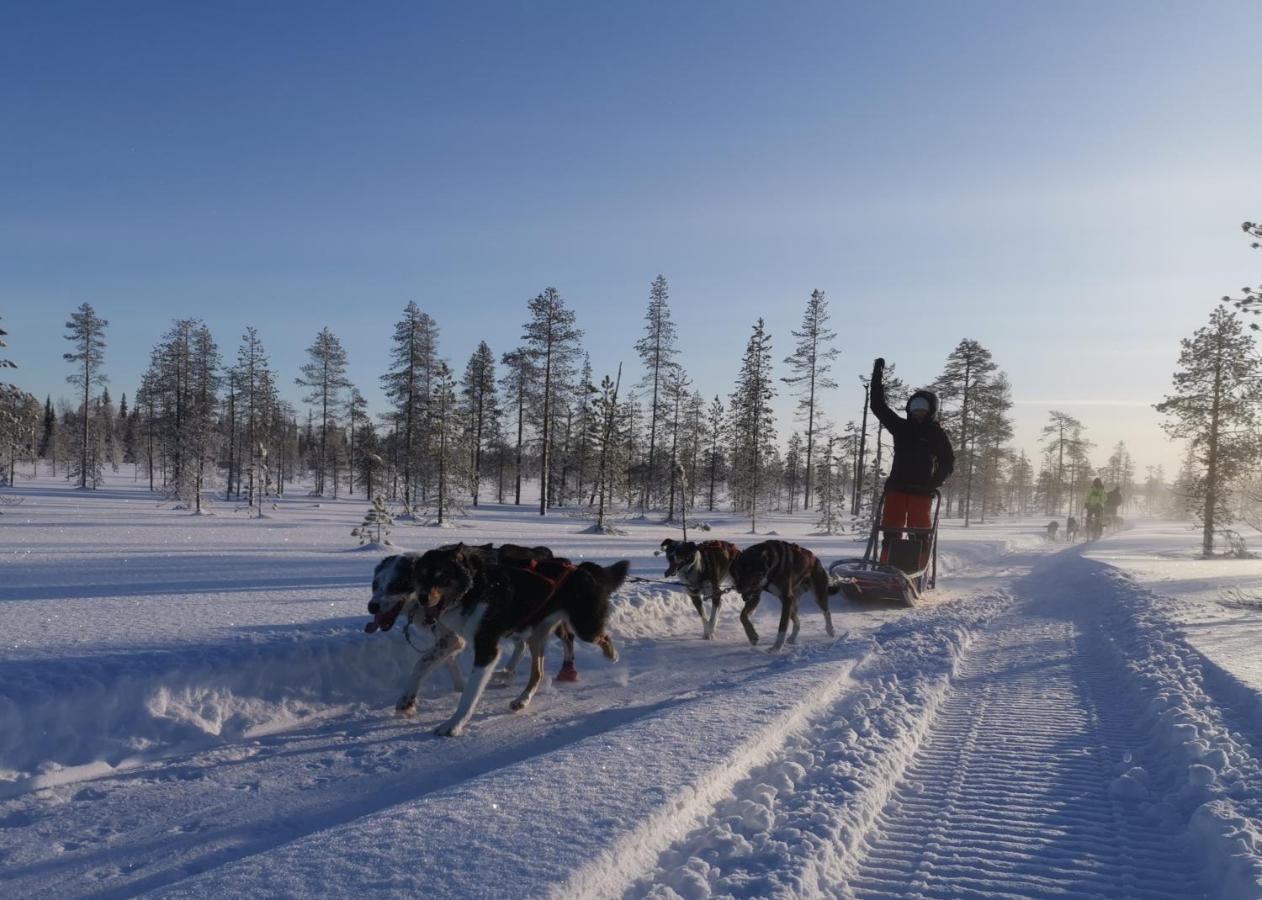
[
  {"x1": 184, "y1": 324, "x2": 221, "y2": 513},
  {"x1": 634, "y1": 275, "x2": 679, "y2": 515},
  {"x1": 683, "y1": 390, "x2": 705, "y2": 515},
  {"x1": 346, "y1": 387, "x2": 367, "y2": 497},
  {"x1": 381, "y1": 303, "x2": 439, "y2": 513},
  {"x1": 521, "y1": 287, "x2": 583, "y2": 516},
  {"x1": 570, "y1": 354, "x2": 595, "y2": 508},
  {"x1": 420, "y1": 360, "x2": 467, "y2": 525},
  {"x1": 38, "y1": 396, "x2": 55, "y2": 472},
  {"x1": 355, "y1": 421, "x2": 382, "y2": 501},
  {"x1": 62, "y1": 303, "x2": 108, "y2": 489},
  {"x1": 703, "y1": 395, "x2": 725, "y2": 512},
  {"x1": 586, "y1": 365, "x2": 625, "y2": 533},
  {"x1": 460, "y1": 341, "x2": 499, "y2": 507},
  {"x1": 663, "y1": 365, "x2": 692, "y2": 523},
  {"x1": 814, "y1": 435, "x2": 841, "y2": 534},
  {"x1": 351, "y1": 493, "x2": 394, "y2": 546},
  {"x1": 728, "y1": 319, "x2": 777, "y2": 532},
  {"x1": 1156, "y1": 306, "x2": 1262, "y2": 557},
  {"x1": 781, "y1": 289, "x2": 839, "y2": 512},
  {"x1": 231, "y1": 328, "x2": 273, "y2": 506},
  {"x1": 784, "y1": 433, "x2": 803, "y2": 514},
  {"x1": 295, "y1": 327, "x2": 351, "y2": 497},
  {"x1": 499, "y1": 347, "x2": 534, "y2": 506}
]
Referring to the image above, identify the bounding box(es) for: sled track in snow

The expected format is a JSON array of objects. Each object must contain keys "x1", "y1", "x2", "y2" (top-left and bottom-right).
[
  {"x1": 847, "y1": 608, "x2": 1209, "y2": 898},
  {"x1": 625, "y1": 586, "x2": 1214, "y2": 899}
]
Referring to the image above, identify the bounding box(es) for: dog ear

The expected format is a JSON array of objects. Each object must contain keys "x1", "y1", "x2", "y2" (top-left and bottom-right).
[{"x1": 374, "y1": 555, "x2": 398, "y2": 574}]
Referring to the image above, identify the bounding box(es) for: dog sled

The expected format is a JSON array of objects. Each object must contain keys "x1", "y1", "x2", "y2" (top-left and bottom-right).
[{"x1": 829, "y1": 491, "x2": 940, "y2": 607}]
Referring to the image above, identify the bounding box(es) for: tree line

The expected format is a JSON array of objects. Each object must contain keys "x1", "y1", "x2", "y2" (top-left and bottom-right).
[{"x1": 2, "y1": 277, "x2": 1186, "y2": 534}]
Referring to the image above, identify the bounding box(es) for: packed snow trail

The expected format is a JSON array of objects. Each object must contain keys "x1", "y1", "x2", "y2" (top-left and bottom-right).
[
  {"x1": 846, "y1": 604, "x2": 1208, "y2": 898},
  {"x1": 626, "y1": 551, "x2": 1221, "y2": 899}
]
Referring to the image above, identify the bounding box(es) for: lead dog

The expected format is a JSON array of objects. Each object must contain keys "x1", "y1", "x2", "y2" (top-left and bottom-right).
[
  {"x1": 660, "y1": 538, "x2": 741, "y2": 639},
  {"x1": 368, "y1": 545, "x2": 627, "y2": 736},
  {"x1": 729, "y1": 540, "x2": 836, "y2": 650}
]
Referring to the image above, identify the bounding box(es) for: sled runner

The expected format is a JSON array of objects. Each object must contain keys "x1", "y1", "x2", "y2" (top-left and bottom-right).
[{"x1": 829, "y1": 491, "x2": 940, "y2": 607}]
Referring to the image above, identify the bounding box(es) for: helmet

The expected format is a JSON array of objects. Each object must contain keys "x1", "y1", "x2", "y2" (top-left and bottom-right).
[{"x1": 905, "y1": 390, "x2": 938, "y2": 421}]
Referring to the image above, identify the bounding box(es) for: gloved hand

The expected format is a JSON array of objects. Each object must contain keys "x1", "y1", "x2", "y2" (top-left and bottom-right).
[{"x1": 872, "y1": 357, "x2": 885, "y2": 381}]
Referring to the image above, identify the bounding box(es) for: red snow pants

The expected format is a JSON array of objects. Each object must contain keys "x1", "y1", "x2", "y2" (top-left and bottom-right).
[{"x1": 880, "y1": 491, "x2": 933, "y2": 566}]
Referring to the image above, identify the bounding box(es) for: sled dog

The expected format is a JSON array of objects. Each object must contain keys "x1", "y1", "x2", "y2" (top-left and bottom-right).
[
  {"x1": 1046, "y1": 521, "x2": 1059, "y2": 541},
  {"x1": 367, "y1": 545, "x2": 626, "y2": 736},
  {"x1": 660, "y1": 538, "x2": 741, "y2": 639},
  {"x1": 728, "y1": 540, "x2": 836, "y2": 651}
]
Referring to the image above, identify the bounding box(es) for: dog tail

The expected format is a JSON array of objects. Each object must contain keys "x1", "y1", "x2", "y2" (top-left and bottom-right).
[
  {"x1": 598, "y1": 559, "x2": 631, "y2": 595},
  {"x1": 813, "y1": 557, "x2": 839, "y2": 601},
  {"x1": 569, "y1": 560, "x2": 629, "y2": 645}
]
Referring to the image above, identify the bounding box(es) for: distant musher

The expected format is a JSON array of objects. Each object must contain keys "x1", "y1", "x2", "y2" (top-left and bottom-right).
[{"x1": 1084, "y1": 478, "x2": 1107, "y2": 539}]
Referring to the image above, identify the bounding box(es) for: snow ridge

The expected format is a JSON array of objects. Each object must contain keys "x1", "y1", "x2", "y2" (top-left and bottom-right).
[{"x1": 621, "y1": 592, "x2": 1010, "y2": 898}]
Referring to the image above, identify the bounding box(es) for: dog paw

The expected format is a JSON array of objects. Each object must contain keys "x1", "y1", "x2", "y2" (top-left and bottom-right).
[
  {"x1": 510, "y1": 698, "x2": 530, "y2": 712},
  {"x1": 826, "y1": 626, "x2": 836, "y2": 638},
  {"x1": 395, "y1": 698, "x2": 418, "y2": 716},
  {"x1": 433, "y1": 719, "x2": 464, "y2": 737}
]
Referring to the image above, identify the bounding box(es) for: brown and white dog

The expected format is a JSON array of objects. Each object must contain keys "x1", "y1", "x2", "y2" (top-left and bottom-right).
[
  {"x1": 660, "y1": 538, "x2": 741, "y2": 639},
  {"x1": 729, "y1": 540, "x2": 837, "y2": 650},
  {"x1": 367, "y1": 545, "x2": 626, "y2": 736}
]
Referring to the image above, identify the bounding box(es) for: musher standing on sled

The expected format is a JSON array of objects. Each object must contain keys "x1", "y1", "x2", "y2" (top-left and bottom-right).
[{"x1": 870, "y1": 358, "x2": 955, "y2": 566}]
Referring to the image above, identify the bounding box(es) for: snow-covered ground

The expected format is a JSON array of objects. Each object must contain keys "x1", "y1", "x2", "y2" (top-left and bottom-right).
[{"x1": 2, "y1": 475, "x2": 1260, "y2": 898}]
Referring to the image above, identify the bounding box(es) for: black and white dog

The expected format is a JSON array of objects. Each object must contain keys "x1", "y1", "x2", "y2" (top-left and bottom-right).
[
  {"x1": 365, "y1": 543, "x2": 579, "y2": 687},
  {"x1": 367, "y1": 545, "x2": 627, "y2": 736},
  {"x1": 660, "y1": 538, "x2": 741, "y2": 639}
]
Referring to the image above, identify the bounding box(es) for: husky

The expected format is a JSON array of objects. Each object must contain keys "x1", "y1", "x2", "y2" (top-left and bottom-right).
[
  {"x1": 728, "y1": 540, "x2": 837, "y2": 650},
  {"x1": 1046, "y1": 520, "x2": 1060, "y2": 541},
  {"x1": 1065, "y1": 516, "x2": 1079, "y2": 542},
  {"x1": 660, "y1": 538, "x2": 741, "y2": 639},
  {"x1": 367, "y1": 545, "x2": 626, "y2": 736}
]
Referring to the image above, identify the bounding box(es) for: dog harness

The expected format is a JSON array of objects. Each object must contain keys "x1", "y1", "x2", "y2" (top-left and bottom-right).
[{"x1": 511, "y1": 559, "x2": 579, "y2": 629}]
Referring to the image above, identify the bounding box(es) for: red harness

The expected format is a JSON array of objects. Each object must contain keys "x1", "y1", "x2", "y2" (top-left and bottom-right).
[{"x1": 513, "y1": 558, "x2": 579, "y2": 628}]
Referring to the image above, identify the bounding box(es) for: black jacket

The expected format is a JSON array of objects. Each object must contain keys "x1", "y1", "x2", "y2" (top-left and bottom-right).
[{"x1": 871, "y1": 375, "x2": 955, "y2": 495}]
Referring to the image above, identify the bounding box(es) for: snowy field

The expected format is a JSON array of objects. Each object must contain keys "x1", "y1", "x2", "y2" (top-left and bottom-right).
[{"x1": 2, "y1": 475, "x2": 1262, "y2": 898}]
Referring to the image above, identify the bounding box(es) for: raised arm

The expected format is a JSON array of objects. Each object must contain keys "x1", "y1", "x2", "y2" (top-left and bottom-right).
[{"x1": 869, "y1": 358, "x2": 904, "y2": 434}]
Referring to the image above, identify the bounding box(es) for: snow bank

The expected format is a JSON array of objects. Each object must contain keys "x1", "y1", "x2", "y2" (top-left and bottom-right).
[
  {"x1": 0, "y1": 627, "x2": 423, "y2": 791},
  {"x1": 1091, "y1": 563, "x2": 1262, "y2": 898}
]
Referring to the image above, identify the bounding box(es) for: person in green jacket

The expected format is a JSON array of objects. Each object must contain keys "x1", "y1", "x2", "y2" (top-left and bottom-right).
[{"x1": 1084, "y1": 478, "x2": 1107, "y2": 537}]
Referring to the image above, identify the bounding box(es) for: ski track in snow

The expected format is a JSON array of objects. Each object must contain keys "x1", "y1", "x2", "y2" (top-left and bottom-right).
[{"x1": 4, "y1": 479, "x2": 1262, "y2": 897}]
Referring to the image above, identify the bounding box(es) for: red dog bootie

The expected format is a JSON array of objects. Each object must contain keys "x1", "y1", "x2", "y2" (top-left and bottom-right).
[{"x1": 554, "y1": 662, "x2": 579, "y2": 683}]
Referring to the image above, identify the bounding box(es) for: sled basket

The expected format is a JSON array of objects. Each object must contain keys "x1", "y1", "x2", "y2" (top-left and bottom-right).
[{"x1": 827, "y1": 490, "x2": 941, "y2": 606}]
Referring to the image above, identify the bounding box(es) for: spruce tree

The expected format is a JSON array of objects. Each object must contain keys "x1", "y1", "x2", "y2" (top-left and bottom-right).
[
  {"x1": 634, "y1": 275, "x2": 678, "y2": 514},
  {"x1": 521, "y1": 288, "x2": 582, "y2": 516},
  {"x1": 728, "y1": 319, "x2": 777, "y2": 532},
  {"x1": 781, "y1": 289, "x2": 839, "y2": 511},
  {"x1": 1156, "y1": 307, "x2": 1261, "y2": 556},
  {"x1": 934, "y1": 339, "x2": 998, "y2": 524},
  {"x1": 460, "y1": 341, "x2": 499, "y2": 507},
  {"x1": 381, "y1": 303, "x2": 439, "y2": 512},
  {"x1": 62, "y1": 303, "x2": 108, "y2": 489},
  {"x1": 296, "y1": 327, "x2": 351, "y2": 497},
  {"x1": 499, "y1": 347, "x2": 535, "y2": 506}
]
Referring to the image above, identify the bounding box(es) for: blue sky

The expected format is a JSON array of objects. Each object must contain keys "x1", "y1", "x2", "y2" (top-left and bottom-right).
[{"x1": 3, "y1": 1, "x2": 1260, "y2": 475}]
